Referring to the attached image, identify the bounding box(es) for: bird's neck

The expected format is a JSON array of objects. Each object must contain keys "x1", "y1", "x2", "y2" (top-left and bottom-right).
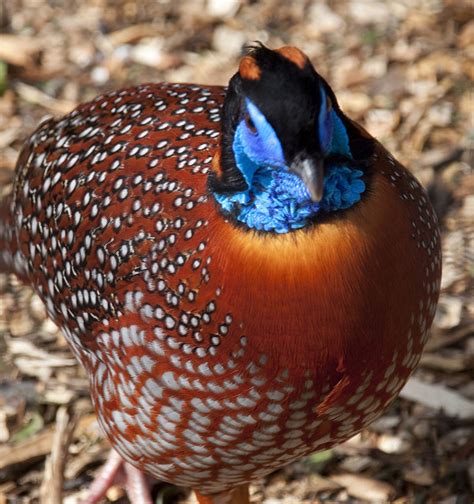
[{"x1": 213, "y1": 110, "x2": 367, "y2": 233}]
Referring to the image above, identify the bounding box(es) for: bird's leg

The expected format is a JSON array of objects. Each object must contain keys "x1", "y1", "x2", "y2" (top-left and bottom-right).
[
  {"x1": 195, "y1": 484, "x2": 249, "y2": 504},
  {"x1": 80, "y1": 449, "x2": 123, "y2": 504},
  {"x1": 123, "y1": 463, "x2": 154, "y2": 504},
  {"x1": 80, "y1": 449, "x2": 153, "y2": 504}
]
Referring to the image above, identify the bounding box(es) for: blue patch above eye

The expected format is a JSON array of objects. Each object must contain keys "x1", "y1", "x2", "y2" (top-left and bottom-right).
[
  {"x1": 330, "y1": 110, "x2": 351, "y2": 158},
  {"x1": 239, "y1": 99, "x2": 285, "y2": 168},
  {"x1": 318, "y1": 86, "x2": 352, "y2": 159},
  {"x1": 318, "y1": 86, "x2": 333, "y2": 153}
]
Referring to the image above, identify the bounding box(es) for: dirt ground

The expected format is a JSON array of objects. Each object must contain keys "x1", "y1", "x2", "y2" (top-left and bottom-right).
[{"x1": 0, "y1": 0, "x2": 472, "y2": 502}]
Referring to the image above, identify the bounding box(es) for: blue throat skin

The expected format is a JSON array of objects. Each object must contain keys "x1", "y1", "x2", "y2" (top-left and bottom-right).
[{"x1": 214, "y1": 101, "x2": 366, "y2": 234}]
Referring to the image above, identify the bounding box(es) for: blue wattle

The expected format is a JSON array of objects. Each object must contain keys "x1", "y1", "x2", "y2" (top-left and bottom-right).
[
  {"x1": 320, "y1": 166, "x2": 365, "y2": 212},
  {"x1": 213, "y1": 93, "x2": 365, "y2": 233},
  {"x1": 213, "y1": 128, "x2": 365, "y2": 233},
  {"x1": 235, "y1": 168, "x2": 321, "y2": 234}
]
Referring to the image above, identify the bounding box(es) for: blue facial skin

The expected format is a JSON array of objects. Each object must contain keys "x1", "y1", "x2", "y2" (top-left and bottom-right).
[{"x1": 213, "y1": 88, "x2": 366, "y2": 234}]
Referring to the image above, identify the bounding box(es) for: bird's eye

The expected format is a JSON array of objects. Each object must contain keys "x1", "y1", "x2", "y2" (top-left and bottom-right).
[{"x1": 244, "y1": 115, "x2": 257, "y2": 134}]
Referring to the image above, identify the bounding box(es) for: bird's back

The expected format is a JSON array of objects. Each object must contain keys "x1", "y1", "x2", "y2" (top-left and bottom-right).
[{"x1": 11, "y1": 82, "x2": 224, "y2": 356}]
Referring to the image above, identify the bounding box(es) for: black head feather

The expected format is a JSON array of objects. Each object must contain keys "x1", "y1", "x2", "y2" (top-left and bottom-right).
[{"x1": 210, "y1": 44, "x2": 374, "y2": 195}]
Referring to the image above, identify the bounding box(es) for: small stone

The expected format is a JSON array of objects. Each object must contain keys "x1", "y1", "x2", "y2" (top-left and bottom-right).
[
  {"x1": 365, "y1": 109, "x2": 400, "y2": 140},
  {"x1": 68, "y1": 43, "x2": 95, "y2": 68},
  {"x1": 212, "y1": 26, "x2": 246, "y2": 56},
  {"x1": 349, "y1": 0, "x2": 391, "y2": 25},
  {"x1": 207, "y1": 0, "x2": 240, "y2": 19},
  {"x1": 308, "y1": 4, "x2": 345, "y2": 34},
  {"x1": 362, "y1": 56, "x2": 387, "y2": 78},
  {"x1": 106, "y1": 485, "x2": 125, "y2": 502},
  {"x1": 377, "y1": 433, "x2": 411, "y2": 454},
  {"x1": 91, "y1": 66, "x2": 109, "y2": 85},
  {"x1": 337, "y1": 91, "x2": 371, "y2": 115},
  {"x1": 428, "y1": 102, "x2": 453, "y2": 127},
  {"x1": 130, "y1": 39, "x2": 164, "y2": 68}
]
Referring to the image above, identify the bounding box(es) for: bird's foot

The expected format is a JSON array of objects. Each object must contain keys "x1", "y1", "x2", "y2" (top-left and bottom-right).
[{"x1": 80, "y1": 449, "x2": 153, "y2": 504}]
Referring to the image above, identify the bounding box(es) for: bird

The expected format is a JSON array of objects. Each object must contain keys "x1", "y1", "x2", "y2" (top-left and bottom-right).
[{"x1": 0, "y1": 44, "x2": 442, "y2": 504}]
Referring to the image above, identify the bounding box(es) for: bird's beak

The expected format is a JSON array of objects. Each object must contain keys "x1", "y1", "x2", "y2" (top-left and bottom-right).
[{"x1": 289, "y1": 154, "x2": 324, "y2": 202}]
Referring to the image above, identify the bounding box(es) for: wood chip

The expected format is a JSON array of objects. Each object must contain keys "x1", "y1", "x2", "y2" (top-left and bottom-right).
[
  {"x1": 403, "y1": 465, "x2": 436, "y2": 486},
  {"x1": 0, "y1": 35, "x2": 41, "y2": 67},
  {"x1": 305, "y1": 473, "x2": 342, "y2": 493},
  {"x1": 420, "y1": 352, "x2": 472, "y2": 373},
  {"x1": 106, "y1": 24, "x2": 160, "y2": 46},
  {"x1": 425, "y1": 326, "x2": 472, "y2": 352},
  {"x1": 400, "y1": 376, "x2": 474, "y2": 418},
  {"x1": 330, "y1": 473, "x2": 396, "y2": 502},
  {"x1": 0, "y1": 127, "x2": 22, "y2": 150},
  {"x1": 8, "y1": 337, "x2": 76, "y2": 366},
  {"x1": 339, "y1": 455, "x2": 374, "y2": 473}
]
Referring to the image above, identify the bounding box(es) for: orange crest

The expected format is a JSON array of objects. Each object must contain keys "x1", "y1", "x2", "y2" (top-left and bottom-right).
[
  {"x1": 238, "y1": 56, "x2": 261, "y2": 80},
  {"x1": 275, "y1": 46, "x2": 308, "y2": 69}
]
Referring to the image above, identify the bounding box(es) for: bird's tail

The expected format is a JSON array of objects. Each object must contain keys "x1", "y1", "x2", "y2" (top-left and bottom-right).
[{"x1": 195, "y1": 485, "x2": 249, "y2": 504}]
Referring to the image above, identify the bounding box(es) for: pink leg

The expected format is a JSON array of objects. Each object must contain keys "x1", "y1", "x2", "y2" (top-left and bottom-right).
[
  {"x1": 80, "y1": 450, "x2": 153, "y2": 504},
  {"x1": 124, "y1": 463, "x2": 154, "y2": 504},
  {"x1": 81, "y1": 450, "x2": 124, "y2": 504}
]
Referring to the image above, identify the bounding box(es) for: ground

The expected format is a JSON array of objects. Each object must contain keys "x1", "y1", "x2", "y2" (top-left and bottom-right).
[{"x1": 0, "y1": 0, "x2": 472, "y2": 502}]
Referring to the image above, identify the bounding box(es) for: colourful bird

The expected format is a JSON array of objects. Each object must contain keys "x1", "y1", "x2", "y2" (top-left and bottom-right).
[{"x1": 0, "y1": 45, "x2": 441, "y2": 504}]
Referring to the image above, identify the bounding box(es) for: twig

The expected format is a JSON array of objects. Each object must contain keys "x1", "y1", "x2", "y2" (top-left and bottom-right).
[
  {"x1": 0, "y1": 427, "x2": 55, "y2": 471},
  {"x1": 15, "y1": 83, "x2": 76, "y2": 115},
  {"x1": 39, "y1": 406, "x2": 77, "y2": 504}
]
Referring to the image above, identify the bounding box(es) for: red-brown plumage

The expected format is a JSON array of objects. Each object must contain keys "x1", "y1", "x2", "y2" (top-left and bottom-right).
[{"x1": 1, "y1": 47, "x2": 441, "y2": 503}]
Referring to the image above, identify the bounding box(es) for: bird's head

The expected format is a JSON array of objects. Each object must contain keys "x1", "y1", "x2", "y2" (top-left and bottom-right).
[{"x1": 211, "y1": 45, "x2": 374, "y2": 234}]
